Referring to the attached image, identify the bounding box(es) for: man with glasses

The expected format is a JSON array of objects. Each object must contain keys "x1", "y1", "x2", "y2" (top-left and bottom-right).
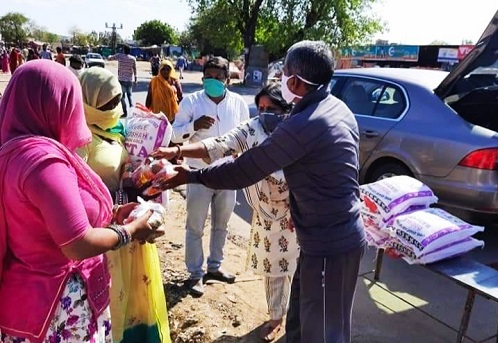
[{"x1": 171, "y1": 56, "x2": 250, "y2": 296}]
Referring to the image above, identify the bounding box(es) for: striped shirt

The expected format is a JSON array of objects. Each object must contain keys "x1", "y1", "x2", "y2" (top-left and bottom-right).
[
  {"x1": 113, "y1": 53, "x2": 136, "y2": 82},
  {"x1": 189, "y1": 88, "x2": 366, "y2": 256}
]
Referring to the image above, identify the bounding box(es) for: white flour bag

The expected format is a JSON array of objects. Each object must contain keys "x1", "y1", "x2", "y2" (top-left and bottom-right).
[
  {"x1": 360, "y1": 176, "x2": 438, "y2": 222},
  {"x1": 386, "y1": 237, "x2": 484, "y2": 265},
  {"x1": 125, "y1": 103, "x2": 173, "y2": 208},
  {"x1": 387, "y1": 208, "x2": 484, "y2": 258}
]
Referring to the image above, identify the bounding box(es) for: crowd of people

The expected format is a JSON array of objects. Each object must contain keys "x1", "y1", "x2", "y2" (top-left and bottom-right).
[
  {"x1": 0, "y1": 39, "x2": 366, "y2": 343},
  {"x1": 0, "y1": 44, "x2": 68, "y2": 75}
]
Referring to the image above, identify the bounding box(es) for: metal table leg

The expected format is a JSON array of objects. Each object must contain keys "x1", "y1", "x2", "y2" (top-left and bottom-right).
[
  {"x1": 374, "y1": 249, "x2": 384, "y2": 281},
  {"x1": 457, "y1": 290, "x2": 475, "y2": 343}
]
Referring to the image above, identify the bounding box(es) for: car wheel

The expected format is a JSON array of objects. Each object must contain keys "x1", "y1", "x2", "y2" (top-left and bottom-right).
[{"x1": 368, "y1": 162, "x2": 412, "y2": 183}]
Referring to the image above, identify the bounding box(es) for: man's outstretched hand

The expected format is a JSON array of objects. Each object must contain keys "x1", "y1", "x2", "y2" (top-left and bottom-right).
[{"x1": 156, "y1": 164, "x2": 190, "y2": 190}]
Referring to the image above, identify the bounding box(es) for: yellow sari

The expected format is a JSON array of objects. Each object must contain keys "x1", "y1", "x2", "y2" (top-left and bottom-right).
[
  {"x1": 106, "y1": 243, "x2": 170, "y2": 343},
  {"x1": 78, "y1": 68, "x2": 171, "y2": 343},
  {"x1": 149, "y1": 60, "x2": 179, "y2": 122}
]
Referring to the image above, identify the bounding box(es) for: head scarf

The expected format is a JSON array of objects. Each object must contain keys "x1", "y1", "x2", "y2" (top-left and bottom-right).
[
  {"x1": 148, "y1": 59, "x2": 179, "y2": 121},
  {"x1": 0, "y1": 60, "x2": 112, "y2": 280},
  {"x1": 160, "y1": 59, "x2": 178, "y2": 80},
  {"x1": 0, "y1": 59, "x2": 91, "y2": 150},
  {"x1": 79, "y1": 67, "x2": 125, "y2": 144}
]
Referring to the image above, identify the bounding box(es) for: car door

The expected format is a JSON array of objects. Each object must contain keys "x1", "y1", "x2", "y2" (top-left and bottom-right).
[{"x1": 336, "y1": 76, "x2": 406, "y2": 168}]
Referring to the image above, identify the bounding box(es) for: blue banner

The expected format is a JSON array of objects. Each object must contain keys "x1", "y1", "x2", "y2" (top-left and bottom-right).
[{"x1": 340, "y1": 45, "x2": 419, "y2": 61}]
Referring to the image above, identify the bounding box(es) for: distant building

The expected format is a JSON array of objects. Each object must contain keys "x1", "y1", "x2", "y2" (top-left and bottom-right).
[{"x1": 336, "y1": 44, "x2": 475, "y2": 70}]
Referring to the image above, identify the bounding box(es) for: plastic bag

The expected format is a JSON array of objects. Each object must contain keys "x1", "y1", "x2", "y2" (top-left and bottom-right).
[
  {"x1": 125, "y1": 104, "x2": 173, "y2": 208},
  {"x1": 129, "y1": 158, "x2": 178, "y2": 198},
  {"x1": 126, "y1": 197, "x2": 167, "y2": 230}
]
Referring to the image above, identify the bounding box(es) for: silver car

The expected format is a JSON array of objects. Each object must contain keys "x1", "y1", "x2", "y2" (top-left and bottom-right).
[
  {"x1": 85, "y1": 53, "x2": 105, "y2": 68},
  {"x1": 330, "y1": 12, "x2": 498, "y2": 223}
]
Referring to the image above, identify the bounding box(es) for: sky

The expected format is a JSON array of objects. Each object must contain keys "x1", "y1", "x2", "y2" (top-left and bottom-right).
[{"x1": 1, "y1": 0, "x2": 497, "y2": 45}]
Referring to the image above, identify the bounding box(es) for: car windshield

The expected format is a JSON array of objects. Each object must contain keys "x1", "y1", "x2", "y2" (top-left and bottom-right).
[{"x1": 87, "y1": 54, "x2": 102, "y2": 59}]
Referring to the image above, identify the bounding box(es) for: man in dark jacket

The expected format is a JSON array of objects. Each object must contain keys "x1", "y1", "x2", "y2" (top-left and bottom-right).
[{"x1": 156, "y1": 40, "x2": 366, "y2": 343}]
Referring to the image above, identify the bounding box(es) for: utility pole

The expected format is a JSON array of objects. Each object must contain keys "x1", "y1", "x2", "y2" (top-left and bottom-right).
[{"x1": 105, "y1": 22, "x2": 123, "y2": 55}]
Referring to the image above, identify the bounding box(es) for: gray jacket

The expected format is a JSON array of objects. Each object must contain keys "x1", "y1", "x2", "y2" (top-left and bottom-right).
[{"x1": 188, "y1": 87, "x2": 365, "y2": 256}]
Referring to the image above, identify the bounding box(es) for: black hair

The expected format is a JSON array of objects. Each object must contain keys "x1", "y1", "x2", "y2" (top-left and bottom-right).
[
  {"x1": 286, "y1": 40, "x2": 334, "y2": 85},
  {"x1": 123, "y1": 44, "x2": 131, "y2": 54},
  {"x1": 69, "y1": 54, "x2": 83, "y2": 64},
  {"x1": 255, "y1": 83, "x2": 293, "y2": 113},
  {"x1": 203, "y1": 56, "x2": 229, "y2": 79},
  {"x1": 56, "y1": 47, "x2": 62, "y2": 53}
]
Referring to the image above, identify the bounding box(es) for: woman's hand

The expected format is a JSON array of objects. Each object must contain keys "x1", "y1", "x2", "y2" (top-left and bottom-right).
[
  {"x1": 114, "y1": 203, "x2": 138, "y2": 225},
  {"x1": 126, "y1": 210, "x2": 165, "y2": 242},
  {"x1": 150, "y1": 147, "x2": 178, "y2": 160}
]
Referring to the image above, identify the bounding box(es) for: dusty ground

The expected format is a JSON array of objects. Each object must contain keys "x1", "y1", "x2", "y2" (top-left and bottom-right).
[{"x1": 158, "y1": 189, "x2": 285, "y2": 343}]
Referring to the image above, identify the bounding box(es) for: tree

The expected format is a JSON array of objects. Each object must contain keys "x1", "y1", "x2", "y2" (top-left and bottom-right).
[
  {"x1": 43, "y1": 32, "x2": 60, "y2": 45},
  {"x1": 187, "y1": 0, "x2": 384, "y2": 82},
  {"x1": 263, "y1": 0, "x2": 384, "y2": 56},
  {"x1": 178, "y1": 30, "x2": 196, "y2": 51},
  {"x1": 0, "y1": 12, "x2": 29, "y2": 45},
  {"x1": 188, "y1": 0, "x2": 264, "y2": 76},
  {"x1": 134, "y1": 20, "x2": 177, "y2": 46},
  {"x1": 26, "y1": 20, "x2": 44, "y2": 40},
  {"x1": 187, "y1": 3, "x2": 243, "y2": 59},
  {"x1": 68, "y1": 25, "x2": 82, "y2": 41}
]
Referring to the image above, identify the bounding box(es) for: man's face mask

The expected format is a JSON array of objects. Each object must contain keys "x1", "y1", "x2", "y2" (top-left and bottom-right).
[
  {"x1": 203, "y1": 78, "x2": 226, "y2": 98},
  {"x1": 258, "y1": 112, "x2": 289, "y2": 134}
]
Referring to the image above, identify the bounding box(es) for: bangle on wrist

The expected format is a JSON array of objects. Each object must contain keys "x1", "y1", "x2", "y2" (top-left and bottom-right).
[{"x1": 108, "y1": 224, "x2": 132, "y2": 250}]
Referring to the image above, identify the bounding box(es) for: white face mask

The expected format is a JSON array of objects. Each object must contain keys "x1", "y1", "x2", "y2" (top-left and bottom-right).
[
  {"x1": 281, "y1": 73, "x2": 323, "y2": 104},
  {"x1": 281, "y1": 74, "x2": 300, "y2": 104}
]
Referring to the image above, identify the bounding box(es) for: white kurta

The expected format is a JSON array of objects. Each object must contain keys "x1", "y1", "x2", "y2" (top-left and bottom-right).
[{"x1": 203, "y1": 118, "x2": 300, "y2": 277}]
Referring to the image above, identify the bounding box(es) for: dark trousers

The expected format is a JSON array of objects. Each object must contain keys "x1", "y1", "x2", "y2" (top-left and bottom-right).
[
  {"x1": 285, "y1": 244, "x2": 365, "y2": 343},
  {"x1": 119, "y1": 80, "x2": 133, "y2": 114}
]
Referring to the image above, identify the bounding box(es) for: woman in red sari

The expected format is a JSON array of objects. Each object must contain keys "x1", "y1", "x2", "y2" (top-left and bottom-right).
[{"x1": 8, "y1": 48, "x2": 20, "y2": 74}]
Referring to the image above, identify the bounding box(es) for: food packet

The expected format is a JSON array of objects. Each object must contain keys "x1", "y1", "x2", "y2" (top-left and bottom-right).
[
  {"x1": 126, "y1": 197, "x2": 167, "y2": 230},
  {"x1": 131, "y1": 157, "x2": 171, "y2": 188},
  {"x1": 142, "y1": 164, "x2": 178, "y2": 197}
]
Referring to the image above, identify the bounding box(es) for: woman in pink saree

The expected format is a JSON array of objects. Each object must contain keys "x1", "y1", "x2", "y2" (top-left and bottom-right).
[{"x1": 0, "y1": 60, "x2": 162, "y2": 343}]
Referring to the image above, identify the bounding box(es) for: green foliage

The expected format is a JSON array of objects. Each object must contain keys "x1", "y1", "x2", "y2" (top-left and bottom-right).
[
  {"x1": 43, "y1": 32, "x2": 60, "y2": 44},
  {"x1": 134, "y1": 20, "x2": 178, "y2": 46},
  {"x1": 187, "y1": 2, "x2": 243, "y2": 58},
  {"x1": 0, "y1": 12, "x2": 29, "y2": 44},
  {"x1": 259, "y1": 0, "x2": 384, "y2": 57},
  {"x1": 178, "y1": 30, "x2": 196, "y2": 50},
  {"x1": 186, "y1": 0, "x2": 385, "y2": 60}
]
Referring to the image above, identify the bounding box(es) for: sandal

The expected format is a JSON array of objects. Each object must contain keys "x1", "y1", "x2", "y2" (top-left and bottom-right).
[{"x1": 259, "y1": 320, "x2": 282, "y2": 342}]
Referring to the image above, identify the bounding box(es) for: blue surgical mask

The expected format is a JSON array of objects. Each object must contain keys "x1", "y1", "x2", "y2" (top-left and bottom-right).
[
  {"x1": 258, "y1": 112, "x2": 288, "y2": 134},
  {"x1": 203, "y1": 78, "x2": 226, "y2": 98}
]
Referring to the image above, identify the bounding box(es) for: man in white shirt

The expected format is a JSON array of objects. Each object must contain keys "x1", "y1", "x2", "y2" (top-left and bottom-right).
[{"x1": 172, "y1": 56, "x2": 250, "y2": 296}]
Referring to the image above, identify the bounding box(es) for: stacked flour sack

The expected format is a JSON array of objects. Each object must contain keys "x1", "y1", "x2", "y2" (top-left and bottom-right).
[{"x1": 360, "y1": 176, "x2": 485, "y2": 264}]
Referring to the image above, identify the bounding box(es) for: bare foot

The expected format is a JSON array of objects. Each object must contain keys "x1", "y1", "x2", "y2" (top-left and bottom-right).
[{"x1": 260, "y1": 318, "x2": 283, "y2": 342}]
